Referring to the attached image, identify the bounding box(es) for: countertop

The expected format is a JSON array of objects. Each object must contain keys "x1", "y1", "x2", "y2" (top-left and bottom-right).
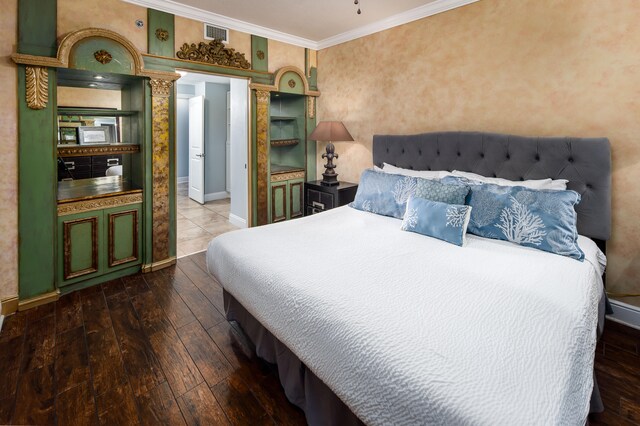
[{"x1": 58, "y1": 176, "x2": 142, "y2": 203}]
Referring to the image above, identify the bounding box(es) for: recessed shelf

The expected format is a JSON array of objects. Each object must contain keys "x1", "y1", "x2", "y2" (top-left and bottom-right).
[{"x1": 271, "y1": 138, "x2": 299, "y2": 147}]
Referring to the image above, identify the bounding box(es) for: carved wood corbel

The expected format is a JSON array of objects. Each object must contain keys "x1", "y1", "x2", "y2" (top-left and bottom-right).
[
  {"x1": 25, "y1": 66, "x2": 48, "y2": 110},
  {"x1": 149, "y1": 78, "x2": 173, "y2": 97}
]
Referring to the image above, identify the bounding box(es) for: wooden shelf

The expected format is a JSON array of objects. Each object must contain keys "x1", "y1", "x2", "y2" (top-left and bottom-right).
[
  {"x1": 270, "y1": 138, "x2": 299, "y2": 147},
  {"x1": 57, "y1": 144, "x2": 140, "y2": 157},
  {"x1": 270, "y1": 115, "x2": 297, "y2": 121},
  {"x1": 58, "y1": 107, "x2": 138, "y2": 117}
]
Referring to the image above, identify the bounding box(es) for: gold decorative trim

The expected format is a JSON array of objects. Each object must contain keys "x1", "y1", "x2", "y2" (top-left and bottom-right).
[
  {"x1": 151, "y1": 95, "x2": 171, "y2": 261},
  {"x1": 288, "y1": 79, "x2": 296, "y2": 88},
  {"x1": 0, "y1": 296, "x2": 19, "y2": 316},
  {"x1": 270, "y1": 170, "x2": 305, "y2": 182},
  {"x1": 63, "y1": 216, "x2": 99, "y2": 280},
  {"x1": 256, "y1": 50, "x2": 265, "y2": 60},
  {"x1": 25, "y1": 66, "x2": 48, "y2": 110},
  {"x1": 12, "y1": 28, "x2": 180, "y2": 81},
  {"x1": 108, "y1": 209, "x2": 139, "y2": 267},
  {"x1": 17, "y1": 290, "x2": 60, "y2": 312},
  {"x1": 271, "y1": 183, "x2": 287, "y2": 223},
  {"x1": 94, "y1": 49, "x2": 112, "y2": 64},
  {"x1": 289, "y1": 181, "x2": 303, "y2": 219},
  {"x1": 58, "y1": 193, "x2": 143, "y2": 216},
  {"x1": 307, "y1": 96, "x2": 315, "y2": 119},
  {"x1": 155, "y1": 28, "x2": 169, "y2": 41},
  {"x1": 270, "y1": 138, "x2": 299, "y2": 147},
  {"x1": 141, "y1": 257, "x2": 176, "y2": 273},
  {"x1": 149, "y1": 78, "x2": 173, "y2": 98},
  {"x1": 176, "y1": 39, "x2": 250, "y2": 69},
  {"x1": 255, "y1": 89, "x2": 270, "y2": 225},
  {"x1": 57, "y1": 144, "x2": 140, "y2": 157}
]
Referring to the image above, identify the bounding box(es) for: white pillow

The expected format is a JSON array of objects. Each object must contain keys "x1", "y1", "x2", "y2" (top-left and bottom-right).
[
  {"x1": 381, "y1": 163, "x2": 451, "y2": 180},
  {"x1": 451, "y1": 170, "x2": 568, "y2": 190}
]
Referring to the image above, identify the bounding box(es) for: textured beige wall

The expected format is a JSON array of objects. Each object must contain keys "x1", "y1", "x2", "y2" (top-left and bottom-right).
[
  {"x1": 317, "y1": 0, "x2": 640, "y2": 306},
  {"x1": 0, "y1": 0, "x2": 18, "y2": 302},
  {"x1": 174, "y1": 16, "x2": 252, "y2": 62},
  {"x1": 58, "y1": 0, "x2": 148, "y2": 52},
  {"x1": 268, "y1": 39, "x2": 305, "y2": 73},
  {"x1": 58, "y1": 87, "x2": 122, "y2": 108}
]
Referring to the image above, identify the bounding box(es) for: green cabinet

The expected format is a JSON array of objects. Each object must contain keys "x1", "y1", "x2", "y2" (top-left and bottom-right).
[
  {"x1": 270, "y1": 177, "x2": 304, "y2": 223},
  {"x1": 57, "y1": 203, "x2": 142, "y2": 287}
]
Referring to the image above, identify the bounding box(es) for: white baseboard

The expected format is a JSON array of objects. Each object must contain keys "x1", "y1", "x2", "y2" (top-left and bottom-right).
[
  {"x1": 228, "y1": 212, "x2": 247, "y2": 228},
  {"x1": 177, "y1": 176, "x2": 189, "y2": 184},
  {"x1": 607, "y1": 299, "x2": 640, "y2": 330},
  {"x1": 204, "y1": 191, "x2": 230, "y2": 202}
]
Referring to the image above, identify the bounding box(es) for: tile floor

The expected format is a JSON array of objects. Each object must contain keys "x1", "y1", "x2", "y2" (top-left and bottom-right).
[{"x1": 177, "y1": 182, "x2": 239, "y2": 258}]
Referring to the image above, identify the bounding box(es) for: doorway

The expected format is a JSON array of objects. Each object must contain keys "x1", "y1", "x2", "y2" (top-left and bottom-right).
[{"x1": 175, "y1": 71, "x2": 249, "y2": 257}]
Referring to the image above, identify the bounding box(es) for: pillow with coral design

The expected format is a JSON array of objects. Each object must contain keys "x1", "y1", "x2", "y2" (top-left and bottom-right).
[
  {"x1": 401, "y1": 196, "x2": 472, "y2": 246},
  {"x1": 351, "y1": 169, "x2": 418, "y2": 219},
  {"x1": 458, "y1": 179, "x2": 584, "y2": 260}
]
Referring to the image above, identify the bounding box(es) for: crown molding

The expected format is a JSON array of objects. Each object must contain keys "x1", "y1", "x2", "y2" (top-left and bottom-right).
[
  {"x1": 122, "y1": 0, "x2": 318, "y2": 49},
  {"x1": 123, "y1": 0, "x2": 478, "y2": 50},
  {"x1": 316, "y1": 0, "x2": 479, "y2": 49}
]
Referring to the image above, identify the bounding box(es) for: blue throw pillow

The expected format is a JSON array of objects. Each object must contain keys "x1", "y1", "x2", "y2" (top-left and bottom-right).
[
  {"x1": 456, "y1": 180, "x2": 584, "y2": 260},
  {"x1": 414, "y1": 177, "x2": 470, "y2": 205},
  {"x1": 401, "y1": 196, "x2": 472, "y2": 246},
  {"x1": 351, "y1": 169, "x2": 417, "y2": 218}
]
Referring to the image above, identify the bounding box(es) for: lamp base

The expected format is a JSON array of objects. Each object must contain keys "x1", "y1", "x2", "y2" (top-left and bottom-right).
[{"x1": 321, "y1": 172, "x2": 339, "y2": 186}]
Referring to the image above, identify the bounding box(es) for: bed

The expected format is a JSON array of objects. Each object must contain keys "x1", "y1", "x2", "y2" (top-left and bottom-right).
[{"x1": 207, "y1": 131, "x2": 611, "y2": 425}]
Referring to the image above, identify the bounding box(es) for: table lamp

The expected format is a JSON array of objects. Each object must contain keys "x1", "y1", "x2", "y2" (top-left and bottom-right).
[{"x1": 309, "y1": 121, "x2": 354, "y2": 186}]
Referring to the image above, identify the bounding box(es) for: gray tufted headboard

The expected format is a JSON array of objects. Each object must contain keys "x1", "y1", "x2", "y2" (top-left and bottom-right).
[{"x1": 373, "y1": 131, "x2": 611, "y2": 241}]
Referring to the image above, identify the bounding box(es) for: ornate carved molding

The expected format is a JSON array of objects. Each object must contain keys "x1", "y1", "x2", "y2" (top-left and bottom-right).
[
  {"x1": 94, "y1": 49, "x2": 112, "y2": 64},
  {"x1": 307, "y1": 96, "x2": 315, "y2": 119},
  {"x1": 149, "y1": 78, "x2": 173, "y2": 97},
  {"x1": 58, "y1": 193, "x2": 143, "y2": 216},
  {"x1": 255, "y1": 89, "x2": 270, "y2": 104},
  {"x1": 25, "y1": 66, "x2": 48, "y2": 110},
  {"x1": 270, "y1": 170, "x2": 305, "y2": 182},
  {"x1": 155, "y1": 28, "x2": 169, "y2": 41},
  {"x1": 288, "y1": 79, "x2": 296, "y2": 88},
  {"x1": 57, "y1": 144, "x2": 140, "y2": 157},
  {"x1": 249, "y1": 66, "x2": 321, "y2": 97},
  {"x1": 176, "y1": 39, "x2": 251, "y2": 69},
  {"x1": 256, "y1": 50, "x2": 265, "y2": 60}
]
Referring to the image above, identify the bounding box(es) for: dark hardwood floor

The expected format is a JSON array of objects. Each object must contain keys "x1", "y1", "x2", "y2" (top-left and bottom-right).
[{"x1": 0, "y1": 251, "x2": 638, "y2": 425}]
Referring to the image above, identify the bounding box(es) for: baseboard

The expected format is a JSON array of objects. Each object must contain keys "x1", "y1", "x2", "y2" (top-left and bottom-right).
[
  {"x1": 18, "y1": 290, "x2": 60, "y2": 311},
  {"x1": 141, "y1": 256, "x2": 177, "y2": 273},
  {"x1": 607, "y1": 299, "x2": 640, "y2": 330},
  {"x1": 0, "y1": 295, "x2": 19, "y2": 316},
  {"x1": 204, "y1": 191, "x2": 230, "y2": 202},
  {"x1": 228, "y1": 213, "x2": 247, "y2": 228},
  {"x1": 177, "y1": 176, "x2": 188, "y2": 184}
]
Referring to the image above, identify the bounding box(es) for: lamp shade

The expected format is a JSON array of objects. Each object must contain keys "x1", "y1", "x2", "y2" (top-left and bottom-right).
[{"x1": 308, "y1": 121, "x2": 354, "y2": 142}]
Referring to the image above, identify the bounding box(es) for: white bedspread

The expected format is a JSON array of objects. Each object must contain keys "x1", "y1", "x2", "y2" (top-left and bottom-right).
[{"x1": 207, "y1": 206, "x2": 604, "y2": 425}]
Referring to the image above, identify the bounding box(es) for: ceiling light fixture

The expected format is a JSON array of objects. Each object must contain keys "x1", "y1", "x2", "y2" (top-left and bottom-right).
[{"x1": 354, "y1": 0, "x2": 361, "y2": 14}]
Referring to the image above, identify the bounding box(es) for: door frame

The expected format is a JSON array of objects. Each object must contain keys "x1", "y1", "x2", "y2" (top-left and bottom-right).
[{"x1": 174, "y1": 69, "x2": 253, "y2": 227}]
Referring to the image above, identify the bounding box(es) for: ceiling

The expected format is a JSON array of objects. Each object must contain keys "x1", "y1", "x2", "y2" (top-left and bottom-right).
[{"x1": 124, "y1": 0, "x2": 477, "y2": 49}]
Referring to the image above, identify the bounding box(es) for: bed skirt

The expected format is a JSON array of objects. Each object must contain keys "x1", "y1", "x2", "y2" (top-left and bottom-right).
[
  {"x1": 224, "y1": 290, "x2": 605, "y2": 424},
  {"x1": 224, "y1": 290, "x2": 364, "y2": 425}
]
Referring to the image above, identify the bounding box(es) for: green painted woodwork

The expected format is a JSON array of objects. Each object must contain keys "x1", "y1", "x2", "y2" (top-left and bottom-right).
[
  {"x1": 270, "y1": 94, "x2": 305, "y2": 169},
  {"x1": 58, "y1": 264, "x2": 141, "y2": 295},
  {"x1": 18, "y1": 0, "x2": 56, "y2": 56},
  {"x1": 143, "y1": 55, "x2": 270, "y2": 83},
  {"x1": 18, "y1": 66, "x2": 57, "y2": 299},
  {"x1": 289, "y1": 178, "x2": 304, "y2": 218},
  {"x1": 168, "y1": 91, "x2": 176, "y2": 258},
  {"x1": 148, "y1": 9, "x2": 175, "y2": 58},
  {"x1": 57, "y1": 203, "x2": 142, "y2": 287},
  {"x1": 105, "y1": 204, "x2": 142, "y2": 271},
  {"x1": 57, "y1": 211, "x2": 102, "y2": 287},
  {"x1": 70, "y1": 38, "x2": 136, "y2": 75},
  {"x1": 306, "y1": 110, "x2": 317, "y2": 180},
  {"x1": 251, "y1": 94, "x2": 259, "y2": 227},
  {"x1": 251, "y1": 35, "x2": 268, "y2": 72},
  {"x1": 308, "y1": 67, "x2": 318, "y2": 91},
  {"x1": 277, "y1": 71, "x2": 304, "y2": 95},
  {"x1": 142, "y1": 83, "x2": 154, "y2": 265},
  {"x1": 271, "y1": 182, "x2": 286, "y2": 223}
]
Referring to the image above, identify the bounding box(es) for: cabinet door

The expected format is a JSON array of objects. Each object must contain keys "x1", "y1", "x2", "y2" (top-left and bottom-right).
[
  {"x1": 58, "y1": 211, "x2": 103, "y2": 286},
  {"x1": 271, "y1": 182, "x2": 287, "y2": 223},
  {"x1": 104, "y1": 204, "x2": 142, "y2": 272},
  {"x1": 288, "y1": 179, "x2": 304, "y2": 219}
]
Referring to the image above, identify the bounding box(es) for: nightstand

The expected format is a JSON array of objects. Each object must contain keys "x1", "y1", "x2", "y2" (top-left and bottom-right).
[{"x1": 304, "y1": 180, "x2": 358, "y2": 216}]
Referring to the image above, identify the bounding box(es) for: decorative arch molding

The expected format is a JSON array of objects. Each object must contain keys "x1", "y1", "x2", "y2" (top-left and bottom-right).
[
  {"x1": 12, "y1": 27, "x2": 179, "y2": 82},
  {"x1": 249, "y1": 66, "x2": 320, "y2": 97}
]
